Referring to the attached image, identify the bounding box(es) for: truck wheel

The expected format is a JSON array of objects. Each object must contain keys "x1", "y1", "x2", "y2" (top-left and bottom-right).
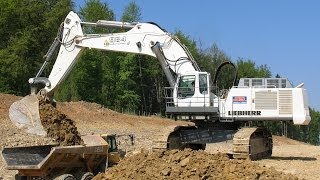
[
  {"x1": 14, "y1": 174, "x2": 27, "y2": 180},
  {"x1": 75, "y1": 172, "x2": 94, "y2": 180},
  {"x1": 94, "y1": 158, "x2": 108, "y2": 174},
  {"x1": 54, "y1": 174, "x2": 76, "y2": 180}
]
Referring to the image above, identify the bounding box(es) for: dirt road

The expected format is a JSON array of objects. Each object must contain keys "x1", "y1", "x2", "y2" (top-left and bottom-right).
[{"x1": 0, "y1": 93, "x2": 319, "y2": 179}]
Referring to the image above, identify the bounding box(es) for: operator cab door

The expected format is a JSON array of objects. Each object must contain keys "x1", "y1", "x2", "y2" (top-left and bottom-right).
[{"x1": 174, "y1": 72, "x2": 211, "y2": 107}]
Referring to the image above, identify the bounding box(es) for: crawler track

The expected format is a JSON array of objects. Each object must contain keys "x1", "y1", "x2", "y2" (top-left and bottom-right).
[
  {"x1": 233, "y1": 127, "x2": 272, "y2": 160},
  {"x1": 152, "y1": 125, "x2": 183, "y2": 150},
  {"x1": 154, "y1": 125, "x2": 272, "y2": 161}
]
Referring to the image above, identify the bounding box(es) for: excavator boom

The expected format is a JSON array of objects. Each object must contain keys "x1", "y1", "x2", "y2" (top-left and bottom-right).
[{"x1": 9, "y1": 11, "x2": 199, "y2": 136}]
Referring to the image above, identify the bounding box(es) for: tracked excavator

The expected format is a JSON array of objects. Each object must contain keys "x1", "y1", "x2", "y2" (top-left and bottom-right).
[{"x1": 9, "y1": 11, "x2": 311, "y2": 160}]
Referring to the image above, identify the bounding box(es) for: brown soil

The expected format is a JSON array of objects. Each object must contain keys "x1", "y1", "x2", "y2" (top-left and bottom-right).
[
  {"x1": 272, "y1": 136, "x2": 308, "y2": 146},
  {"x1": 94, "y1": 149, "x2": 297, "y2": 180},
  {"x1": 38, "y1": 96, "x2": 83, "y2": 146},
  {"x1": 1, "y1": 93, "x2": 319, "y2": 180}
]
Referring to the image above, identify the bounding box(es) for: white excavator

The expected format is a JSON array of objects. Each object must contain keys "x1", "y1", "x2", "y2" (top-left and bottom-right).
[{"x1": 9, "y1": 11, "x2": 311, "y2": 160}]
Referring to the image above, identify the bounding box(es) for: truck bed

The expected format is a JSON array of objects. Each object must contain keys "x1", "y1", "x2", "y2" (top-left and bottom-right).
[
  {"x1": 1, "y1": 135, "x2": 108, "y2": 176},
  {"x1": 2, "y1": 145, "x2": 53, "y2": 169}
]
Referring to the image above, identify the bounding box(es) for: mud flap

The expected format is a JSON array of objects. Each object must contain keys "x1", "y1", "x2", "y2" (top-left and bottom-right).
[{"x1": 9, "y1": 95, "x2": 46, "y2": 136}]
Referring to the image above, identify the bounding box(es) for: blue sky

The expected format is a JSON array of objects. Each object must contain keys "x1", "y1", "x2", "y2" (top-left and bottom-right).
[{"x1": 75, "y1": 0, "x2": 320, "y2": 110}]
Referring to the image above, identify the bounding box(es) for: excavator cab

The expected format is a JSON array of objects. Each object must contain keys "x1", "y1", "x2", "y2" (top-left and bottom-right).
[
  {"x1": 165, "y1": 72, "x2": 219, "y2": 120},
  {"x1": 175, "y1": 72, "x2": 213, "y2": 107}
]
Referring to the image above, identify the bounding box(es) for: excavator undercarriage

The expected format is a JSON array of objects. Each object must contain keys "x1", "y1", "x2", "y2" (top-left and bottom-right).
[{"x1": 153, "y1": 122, "x2": 273, "y2": 160}]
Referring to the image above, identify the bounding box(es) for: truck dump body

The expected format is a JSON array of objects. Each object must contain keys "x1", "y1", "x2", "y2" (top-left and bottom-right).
[
  {"x1": 2, "y1": 145, "x2": 53, "y2": 169},
  {"x1": 2, "y1": 135, "x2": 109, "y2": 177}
]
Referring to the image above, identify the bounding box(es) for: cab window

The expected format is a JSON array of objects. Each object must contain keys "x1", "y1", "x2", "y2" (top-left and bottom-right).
[
  {"x1": 178, "y1": 75, "x2": 195, "y2": 97},
  {"x1": 199, "y1": 74, "x2": 208, "y2": 94},
  {"x1": 107, "y1": 136, "x2": 118, "y2": 152}
]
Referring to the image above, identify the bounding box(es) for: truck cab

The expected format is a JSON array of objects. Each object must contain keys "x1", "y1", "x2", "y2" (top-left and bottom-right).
[{"x1": 100, "y1": 134, "x2": 120, "y2": 167}]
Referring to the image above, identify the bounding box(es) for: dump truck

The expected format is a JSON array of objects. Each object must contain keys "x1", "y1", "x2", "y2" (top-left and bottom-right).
[{"x1": 2, "y1": 134, "x2": 121, "y2": 180}]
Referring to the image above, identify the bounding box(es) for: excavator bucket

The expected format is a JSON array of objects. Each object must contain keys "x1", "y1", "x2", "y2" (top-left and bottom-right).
[{"x1": 9, "y1": 95, "x2": 46, "y2": 136}]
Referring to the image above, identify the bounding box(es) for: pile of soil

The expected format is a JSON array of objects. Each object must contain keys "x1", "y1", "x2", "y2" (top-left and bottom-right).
[
  {"x1": 93, "y1": 149, "x2": 298, "y2": 180},
  {"x1": 38, "y1": 96, "x2": 83, "y2": 146}
]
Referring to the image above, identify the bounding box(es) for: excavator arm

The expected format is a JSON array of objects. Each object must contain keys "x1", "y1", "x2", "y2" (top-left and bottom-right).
[
  {"x1": 9, "y1": 11, "x2": 201, "y2": 135},
  {"x1": 33, "y1": 11, "x2": 198, "y2": 96}
]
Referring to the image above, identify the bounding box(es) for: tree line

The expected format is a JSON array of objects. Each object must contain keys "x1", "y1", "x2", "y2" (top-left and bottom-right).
[{"x1": 0, "y1": 0, "x2": 319, "y2": 145}]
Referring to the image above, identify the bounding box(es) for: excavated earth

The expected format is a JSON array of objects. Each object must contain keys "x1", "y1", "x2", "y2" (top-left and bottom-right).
[
  {"x1": 93, "y1": 149, "x2": 297, "y2": 180},
  {"x1": 38, "y1": 96, "x2": 83, "y2": 146},
  {"x1": 0, "y1": 93, "x2": 320, "y2": 179}
]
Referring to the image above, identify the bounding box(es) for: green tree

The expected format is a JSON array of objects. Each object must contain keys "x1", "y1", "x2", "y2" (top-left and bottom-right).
[
  {"x1": 114, "y1": 54, "x2": 140, "y2": 110},
  {"x1": 198, "y1": 43, "x2": 235, "y2": 90},
  {"x1": 121, "y1": 1, "x2": 141, "y2": 22},
  {"x1": 79, "y1": 0, "x2": 114, "y2": 22},
  {"x1": 289, "y1": 109, "x2": 320, "y2": 145},
  {"x1": 0, "y1": 0, "x2": 73, "y2": 95},
  {"x1": 175, "y1": 30, "x2": 202, "y2": 62},
  {"x1": 113, "y1": 1, "x2": 144, "y2": 111},
  {"x1": 79, "y1": 0, "x2": 114, "y2": 34},
  {"x1": 237, "y1": 59, "x2": 271, "y2": 79},
  {"x1": 308, "y1": 109, "x2": 320, "y2": 144}
]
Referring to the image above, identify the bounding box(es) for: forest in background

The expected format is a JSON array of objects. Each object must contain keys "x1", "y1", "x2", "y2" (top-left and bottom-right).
[{"x1": 0, "y1": 0, "x2": 319, "y2": 145}]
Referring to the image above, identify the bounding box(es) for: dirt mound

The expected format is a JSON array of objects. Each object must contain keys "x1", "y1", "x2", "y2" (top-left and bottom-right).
[
  {"x1": 38, "y1": 96, "x2": 83, "y2": 146},
  {"x1": 58, "y1": 101, "x2": 192, "y2": 127},
  {"x1": 94, "y1": 149, "x2": 298, "y2": 180},
  {"x1": 0, "y1": 94, "x2": 20, "y2": 119}
]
